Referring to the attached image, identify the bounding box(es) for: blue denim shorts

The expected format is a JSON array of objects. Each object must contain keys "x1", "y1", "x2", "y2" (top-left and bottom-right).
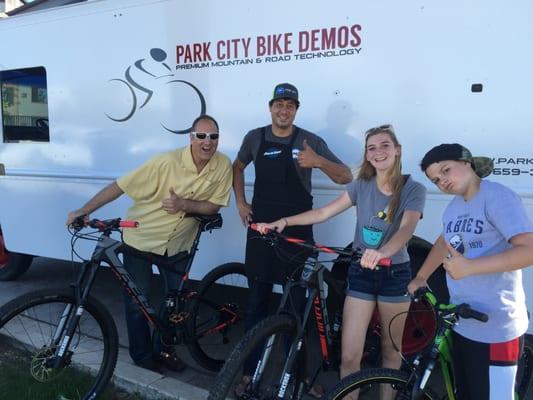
[{"x1": 346, "y1": 261, "x2": 411, "y2": 303}]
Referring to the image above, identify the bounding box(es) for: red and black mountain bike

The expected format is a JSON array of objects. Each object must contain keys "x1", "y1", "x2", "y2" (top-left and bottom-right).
[
  {"x1": 208, "y1": 224, "x2": 400, "y2": 400},
  {"x1": 0, "y1": 214, "x2": 248, "y2": 400}
]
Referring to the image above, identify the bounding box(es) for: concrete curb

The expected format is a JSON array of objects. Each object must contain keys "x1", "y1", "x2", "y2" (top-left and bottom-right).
[{"x1": 112, "y1": 348, "x2": 210, "y2": 400}]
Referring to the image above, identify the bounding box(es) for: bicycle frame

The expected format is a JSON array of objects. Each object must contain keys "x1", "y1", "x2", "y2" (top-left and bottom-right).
[
  {"x1": 410, "y1": 312, "x2": 456, "y2": 400},
  {"x1": 408, "y1": 290, "x2": 488, "y2": 400},
  {"x1": 245, "y1": 224, "x2": 393, "y2": 399}
]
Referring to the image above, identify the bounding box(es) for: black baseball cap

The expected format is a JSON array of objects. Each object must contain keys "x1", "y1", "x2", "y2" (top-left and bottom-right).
[
  {"x1": 420, "y1": 143, "x2": 493, "y2": 178},
  {"x1": 269, "y1": 83, "x2": 300, "y2": 107}
]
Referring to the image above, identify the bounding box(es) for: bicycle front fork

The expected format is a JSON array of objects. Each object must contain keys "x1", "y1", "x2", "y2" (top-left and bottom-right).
[
  {"x1": 251, "y1": 334, "x2": 305, "y2": 399},
  {"x1": 49, "y1": 302, "x2": 81, "y2": 369},
  {"x1": 410, "y1": 359, "x2": 437, "y2": 400}
]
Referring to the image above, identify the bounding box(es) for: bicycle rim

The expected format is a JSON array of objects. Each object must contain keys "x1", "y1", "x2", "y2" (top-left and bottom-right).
[
  {"x1": 324, "y1": 368, "x2": 437, "y2": 400},
  {"x1": 0, "y1": 289, "x2": 118, "y2": 400},
  {"x1": 187, "y1": 262, "x2": 248, "y2": 371}
]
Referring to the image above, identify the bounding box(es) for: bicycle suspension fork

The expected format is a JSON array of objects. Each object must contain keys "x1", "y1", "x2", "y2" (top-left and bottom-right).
[
  {"x1": 277, "y1": 289, "x2": 315, "y2": 400},
  {"x1": 250, "y1": 285, "x2": 317, "y2": 398},
  {"x1": 50, "y1": 259, "x2": 101, "y2": 368},
  {"x1": 411, "y1": 325, "x2": 454, "y2": 400}
]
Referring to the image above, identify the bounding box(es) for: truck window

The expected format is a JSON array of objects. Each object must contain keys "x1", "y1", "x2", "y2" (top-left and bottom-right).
[{"x1": 0, "y1": 66, "x2": 50, "y2": 143}]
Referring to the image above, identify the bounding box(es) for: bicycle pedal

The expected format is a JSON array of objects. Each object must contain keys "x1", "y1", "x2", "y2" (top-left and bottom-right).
[{"x1": 169, "y1": 311, "x2": 189, "y2": 324}]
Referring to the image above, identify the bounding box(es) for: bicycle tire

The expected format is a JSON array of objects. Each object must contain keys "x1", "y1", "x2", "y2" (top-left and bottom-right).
[
  {"x1": 186, "y1": 262, "x2": 248, "y2": 371},
  {"x1": 208, "y1": 313, "x2": 301, "y2": 400},
  {"x1": 0, "y1": 288, "x2": 118, "y2": 400},
  {"x1": 323, "y1": 368, "x2": 439, "y2": 400},
  {"x1": 516, "y1": 335, "x2": 533, "y2": 400}
]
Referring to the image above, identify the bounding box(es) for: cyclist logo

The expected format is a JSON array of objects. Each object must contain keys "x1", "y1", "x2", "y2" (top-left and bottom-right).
[
  {"x1": 449, "y1": 234, "x2": 465, "y2": 254},
  {"x1": 104, "y1": 48, "x2": 207, "y2": 134}
]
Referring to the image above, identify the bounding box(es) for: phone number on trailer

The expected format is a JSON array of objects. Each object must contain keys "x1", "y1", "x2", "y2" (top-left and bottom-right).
[{"x1": 492, "y1": 168, "x2": 533, "y2": 176}]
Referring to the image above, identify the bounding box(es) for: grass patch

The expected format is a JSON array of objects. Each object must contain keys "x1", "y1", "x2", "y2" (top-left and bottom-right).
[{"x1": 0, "y1": 348, "x2": 145, "y2": 400}]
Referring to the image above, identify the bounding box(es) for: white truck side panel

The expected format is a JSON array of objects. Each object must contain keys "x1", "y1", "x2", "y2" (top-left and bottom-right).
[{"x1": 1, "y1": 0, "x2": 532, "y2": 328}]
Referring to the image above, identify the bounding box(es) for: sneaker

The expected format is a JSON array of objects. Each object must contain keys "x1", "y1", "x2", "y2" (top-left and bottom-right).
[
  {"x1": 234, "y1": 375, "x2": 251, "y2": 398},
  {"x1": 305, "y1": 381, "x2": 325, "y2": 399},
  {"x1": 157, "y1": 351, "x2": 187, "y2": 372},
  {"x1": 134, "y1": 357, "x2": 163, "y2": 374}
]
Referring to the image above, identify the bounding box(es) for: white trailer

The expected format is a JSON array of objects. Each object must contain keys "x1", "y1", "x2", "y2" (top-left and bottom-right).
[{"x1": 0, "y1": 0, "x2": 532, "y2": 332}]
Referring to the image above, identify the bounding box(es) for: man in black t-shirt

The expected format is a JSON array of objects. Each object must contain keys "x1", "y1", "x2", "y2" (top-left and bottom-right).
[{"x1": 232, "y1": 83, "x2": 352, "y2": 389}]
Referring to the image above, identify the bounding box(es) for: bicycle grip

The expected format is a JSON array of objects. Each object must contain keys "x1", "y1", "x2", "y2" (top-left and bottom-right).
[
  {"x1": 119, "y1": 220, "x2": 139, "y2": 228},
  {"x1": 458, "y1": 304, "x2": 489, "y2": 322},
  {"x1": 378, "y1": 258, "x2": 392, "y2": 267},
  {"x1": 250, "y1": 223, "x2": 268, "y2": 233}
]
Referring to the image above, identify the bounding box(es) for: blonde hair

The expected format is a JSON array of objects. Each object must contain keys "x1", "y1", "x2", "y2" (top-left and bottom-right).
[{"x1": 357, "y1": 125, "x2": 404, "y2": 222}]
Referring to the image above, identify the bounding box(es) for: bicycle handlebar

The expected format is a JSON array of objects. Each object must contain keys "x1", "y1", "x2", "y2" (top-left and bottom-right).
[
  {"x1": 250, "y1": 223, "x2": 392, "y2": 267},
  {"x1": 412, "y1": 287, "x2": 488, "y2": 323},
  {"x1": 70, "y1": 216, "x2": 139, "y2": 232},
  {"x1": 455, "y1": 304, "x2": 489, "y2": 323}
]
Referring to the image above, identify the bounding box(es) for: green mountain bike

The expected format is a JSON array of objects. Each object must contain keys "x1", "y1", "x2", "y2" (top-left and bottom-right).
[{"x1": 323, "y1": 287, "x2": 532, "y2": 400}]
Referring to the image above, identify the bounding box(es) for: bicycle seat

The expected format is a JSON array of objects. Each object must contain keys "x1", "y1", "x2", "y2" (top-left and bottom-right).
[{"x1": 192, "y1": 213, "x2": 223, "y2": 232}]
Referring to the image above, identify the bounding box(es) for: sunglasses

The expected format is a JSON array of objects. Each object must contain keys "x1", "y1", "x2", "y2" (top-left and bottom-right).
[
  {"x1": 365, "y1": 124, "x2": 395, "y2": 136},
  {"x1": 192, "y1": 132, "x2": 219, "y2": 140}
]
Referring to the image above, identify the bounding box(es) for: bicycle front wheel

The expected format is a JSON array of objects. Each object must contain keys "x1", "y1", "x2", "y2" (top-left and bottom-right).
[
  {"x1": 208, "y1": 313, "x2": 302, "y2": 400},
  {"x1": 186, "y1": 262, "x2": 249, "y2": 371},
  {"x1": 324, "y1": 368, "x2": 438, "y2": 400},
  {"x1": 0, "y1": 288, "x2": 118, "y2": 400}
]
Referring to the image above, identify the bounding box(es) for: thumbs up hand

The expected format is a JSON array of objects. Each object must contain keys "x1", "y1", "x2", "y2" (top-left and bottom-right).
[
  {"x1": 161, "y1": 187, "x2": 184, "y2": 214},
  {"x1": 443, "y1": 242, "x2": 471, "y2": 280},
  {"x1": 297, "y1": 139, "x2": 321, "y2": 169}
]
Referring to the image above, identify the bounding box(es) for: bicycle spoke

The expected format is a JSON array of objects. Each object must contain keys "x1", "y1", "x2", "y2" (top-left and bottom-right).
[{"x1": 0, "y1": 291, "x2": 117, "y2": 400}]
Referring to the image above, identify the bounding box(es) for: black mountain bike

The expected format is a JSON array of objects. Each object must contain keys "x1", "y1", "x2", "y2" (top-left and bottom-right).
[
  {"x1": 208, "y1": 224, "x2": 393, "y2": 400},
  {"x1": 0, "y1": 214, "x2": 247, "y2": 400},
  {"x1": 324, "y1": 287, "x2": 533, "y2": 400}
]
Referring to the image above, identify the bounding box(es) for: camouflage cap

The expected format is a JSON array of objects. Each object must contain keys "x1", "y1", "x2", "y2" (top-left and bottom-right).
[{"x1": 420, "y1": 143, "x2": 493, "y2": 178}]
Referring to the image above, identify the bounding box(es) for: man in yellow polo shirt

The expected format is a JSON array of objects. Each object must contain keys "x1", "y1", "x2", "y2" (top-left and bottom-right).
[{"x1": 67, "y1": 115, "x2": 232, "y2": 373}]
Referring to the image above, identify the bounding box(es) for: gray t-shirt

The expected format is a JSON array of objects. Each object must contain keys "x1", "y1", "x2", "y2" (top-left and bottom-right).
[
  {"x1": 237, "y1": 125, "x2": 344, "y2": 193},
  {"x1": 346, "y1": 176, "x2": 426, "y2": 264},
  {"x1": 442, "y1": 180, "x2": 533, "y2": 343}
]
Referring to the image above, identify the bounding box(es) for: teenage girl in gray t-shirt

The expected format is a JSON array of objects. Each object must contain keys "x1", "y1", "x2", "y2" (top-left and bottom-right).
[
  {"x1": 410, "y1": 143, "x2": 533, "y2": 400},
  {"x1": 257, "y1": 125, "x2": 427, "y2": 392}
]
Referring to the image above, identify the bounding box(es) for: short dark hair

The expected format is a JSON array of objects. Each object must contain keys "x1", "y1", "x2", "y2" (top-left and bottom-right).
[
  {"x1": 192, "y1": 114, "x2": 219, "y2": 132},
  {"x1": 268, "y1": 98, "x2": 300, "y2": 109}
]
